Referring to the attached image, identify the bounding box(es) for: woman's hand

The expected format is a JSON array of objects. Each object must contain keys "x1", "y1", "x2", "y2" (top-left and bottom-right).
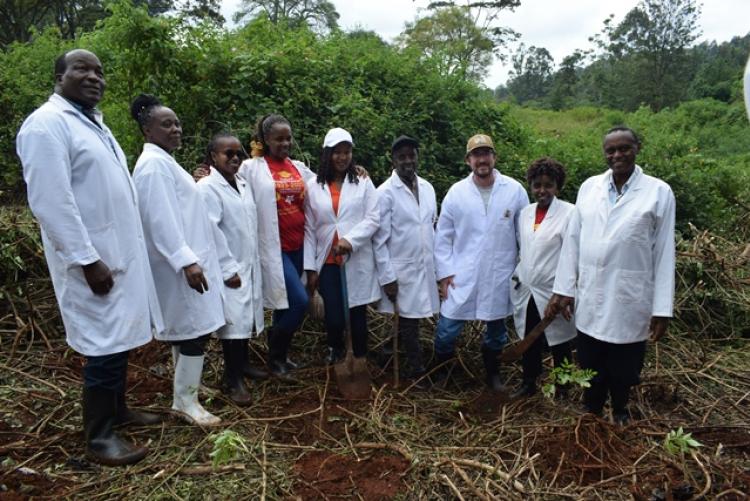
[
  {"x1": 438, "y1": 276, "x2": 455, "y2": 301},
  {"x1": 224, "y1": 273, "x2": 241, "y2": 289},
  {"x1": 193, "y1": 164, "x2": 210, "y2": 182},
  {"x1": 306, "y1": 270, "x2": 319, "y2": 296},
  {"x1": 183, "y1": 263, "x2": 208, "y2": 293},
  {"x1": 333, "y1": 238, "x2": 353, "y2": 256}
]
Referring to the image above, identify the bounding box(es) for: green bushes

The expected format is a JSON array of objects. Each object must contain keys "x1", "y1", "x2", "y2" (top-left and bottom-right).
[{"x1": 0, "y1": 0, "x2": 523, "y2": 200}]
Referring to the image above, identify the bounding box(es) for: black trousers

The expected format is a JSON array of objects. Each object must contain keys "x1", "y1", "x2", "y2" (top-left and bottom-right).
[
  {"x1": 83, "y1": 350, "x2": 129, "y2": 391},
  {"x1": 521, "y1": 296, "x2": 572, "y2": 381},
  {"x1": 318, "y1": 264, "x2": 368, "y2": 357},
  {"x1": 172, "y1": 334, "x2": 211, "y2": 356},
  {"x1": 576, "y1": 330, "x2": 646, "y2": 414}
]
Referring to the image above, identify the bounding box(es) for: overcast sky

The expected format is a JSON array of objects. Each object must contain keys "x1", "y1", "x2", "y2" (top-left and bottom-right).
[{"x1": 221, "y1": 0, "x2": 750, "y2": 89}]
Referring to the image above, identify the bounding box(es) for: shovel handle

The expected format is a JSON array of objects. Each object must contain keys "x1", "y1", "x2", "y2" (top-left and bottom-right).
[{"x1": 500, "y1": 315, "x2": 555, "y2": 362}]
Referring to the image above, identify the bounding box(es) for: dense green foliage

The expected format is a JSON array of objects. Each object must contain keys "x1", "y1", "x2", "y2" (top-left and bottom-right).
[
  {"x1": 512, "y1": 100, "x2": 750, "y2": 234},
  {"x1": 500, "y1": 0, "x2": 750, "y2": 113},
  {"x1": 0, "y1": 0, "x2": 524, "y2": 200},
  {"x1": 1, "y1": 0, "x2": 748, "y2": 240}
]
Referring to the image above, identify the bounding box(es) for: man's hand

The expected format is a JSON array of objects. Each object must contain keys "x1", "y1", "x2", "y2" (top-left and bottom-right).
[
  {"x1": 546, "y1": 293, "x2": 574, "y2": 321},
  {"x1": 383, "y1": 281, "x2": 398, "y2": 302},
  {"x1": 438, "y1": 276, "x2": 455, "y2": 301},
  {"x1": 649, "y1": 316, "x2": 669, "y2": 341},
  {"x1": 333, "y1": 238, "x2": 353, "y2": 256},
  {"x1": 184, "y1": 263, "x2": 209, "y2": 293},
  {"x1": 224, "y1": 273, "x2": 241, "y2": 289},
  {"x1": 193, "y1": 164, "x2": 210, "y2": 182},
  {"x1": 306, "y1": 270, "x2": 319, "y2": 296},
  {"x1": 82, "y1": 260, "x2": 114, "y2": 295}
]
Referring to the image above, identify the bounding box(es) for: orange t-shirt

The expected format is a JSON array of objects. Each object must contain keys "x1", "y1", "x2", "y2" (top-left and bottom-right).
[
  {"x1": 267, "y1": 156, "x2": 305, "y2": 251},
  {"x1": 325, "y1": 182, "x2": 342, "y2": 265},
  {"x1": 533, "y1": 205, "x2": 549, "y2": 232}
]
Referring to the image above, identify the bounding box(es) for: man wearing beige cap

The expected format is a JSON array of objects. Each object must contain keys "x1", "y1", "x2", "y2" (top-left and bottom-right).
[{"x1": 433, "y1": 134, "x2": 529, "y2": 390}]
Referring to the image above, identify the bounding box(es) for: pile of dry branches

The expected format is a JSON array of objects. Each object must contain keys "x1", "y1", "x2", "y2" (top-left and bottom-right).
[{"x1": 0, "y1": 209, "x2": 748, "y2": 499}]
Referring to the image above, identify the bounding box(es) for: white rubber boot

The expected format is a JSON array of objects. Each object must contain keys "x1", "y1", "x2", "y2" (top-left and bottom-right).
[{"x1": 172, "y1": 354, "x2": 221, "y2": 426}]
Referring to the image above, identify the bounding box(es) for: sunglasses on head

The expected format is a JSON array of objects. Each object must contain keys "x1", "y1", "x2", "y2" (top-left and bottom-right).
[{"x1": 222, "y1": 149, "x2": 248, "y2": 160}]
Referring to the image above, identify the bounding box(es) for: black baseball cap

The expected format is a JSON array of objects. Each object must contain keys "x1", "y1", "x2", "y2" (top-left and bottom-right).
[{"x1": 391, "y1": 135, "x2": 419, "y2": 152}]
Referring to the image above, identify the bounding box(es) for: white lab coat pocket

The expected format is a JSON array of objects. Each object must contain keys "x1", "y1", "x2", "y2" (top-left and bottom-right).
[{"x1": 86, "y1": 222, "x2": 126, "y2": 273}]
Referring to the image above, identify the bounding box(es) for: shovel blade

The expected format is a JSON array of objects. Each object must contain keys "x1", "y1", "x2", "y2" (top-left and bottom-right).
[{"x1": 334, "y1": 356, "x2": 371, "y2": 400}]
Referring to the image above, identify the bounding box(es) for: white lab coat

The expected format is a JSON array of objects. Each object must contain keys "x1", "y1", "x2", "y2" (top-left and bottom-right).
[
  {"x1": 303, "y1": 175, "x2": 381, "y2": 307},
  {"x1": 373, "y1": 171, "x2": 440, "y2": 318},
  {"x1": 197, "y1": 167, "x2": 264, "y2": 339},
  {"x1": 16, "y1": 94, "x2": 163, "y2": 356},
  {"x1": 238, "y1": 157, "x2": 316, "y2": 310},
  {"x1": 553, "y1": 165, "x2": 676, "y2": 344},
  {"x1": 133, "y1": 143, "x2": 230, "y2": 341},
  {"x1": 434, "y1": 170, "x2": 529, "y2": 321},
  {"x1": 510, "y1": 197, "x2": 576, "y2": 346}
]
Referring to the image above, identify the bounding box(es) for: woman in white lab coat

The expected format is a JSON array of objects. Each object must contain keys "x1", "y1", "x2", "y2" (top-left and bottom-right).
[
  {"x1": 131, "y1": 94, "x2": 239, "y2": 426},
  {"x1": 304, "y1": 128, "x2": 381, "y2": 363},
  {"x1": 197, "y1": 133, "x2": 267, "y2": 406},
  {"x1": 509, "y1": 158, "x2": 576, "y2": 399},
  {"x1": 238, "y1": 114, "x2": 315, "y2": 376}
]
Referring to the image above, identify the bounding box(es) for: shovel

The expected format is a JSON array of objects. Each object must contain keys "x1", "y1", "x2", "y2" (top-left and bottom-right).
[
  {"x1": 392, "y1": 300, "x2": 400, "y2": 389},
  {"x1": 499, "y1": 315, "x2": 555, "y2": 362},
  {"x1": 334, "y1": 260, "x2": 371, "y2": 399}
]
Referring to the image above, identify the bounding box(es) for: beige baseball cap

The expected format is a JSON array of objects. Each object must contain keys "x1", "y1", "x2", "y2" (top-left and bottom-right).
[{"x1": 466, "y1": 134, "x2": 495, "y2": 155}]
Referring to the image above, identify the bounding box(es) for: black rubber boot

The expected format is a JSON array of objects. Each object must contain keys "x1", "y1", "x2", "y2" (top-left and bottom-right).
[
  {"x1": 431, "y1": 352, "x2": 455, "y2": 386},
  {"x1": 400, "y1": 321, "x2": 425, "y2": 379},
  {"x1": 267, "y1": 328, "x2": 290, "y2": 376},
  {"x1": 115, "y1": 390, "x2": 161, "y2": 427},
  {"x1": 222, "y1": 340, "x2": 252, "y2": 406},
  {"x1": 481, "y1": 346, "x2": 506, "y2": 392},
  {"x1": 510, "y1": 377, "x2": 537, "y2": 399},
  {"x1": 83, "y1": 387, "x2": 148, "y2": 466},
  {"x1": 242, "y1": 339, "x2": 269, "y2": 380}
]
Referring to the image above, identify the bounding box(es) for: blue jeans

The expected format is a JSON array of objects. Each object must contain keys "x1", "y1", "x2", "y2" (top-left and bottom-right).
[
  {"x1": 83, "y1": 350, "x2": 129, "y2": 391},
  {"x1": 271, "y1": 249, "x2": 309, "y2": 336},
  {"x1": 434, "y1": 315, "x2": 508, "y2": 355}
]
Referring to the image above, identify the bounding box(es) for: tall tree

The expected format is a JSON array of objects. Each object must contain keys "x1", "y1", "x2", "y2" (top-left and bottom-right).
[
  {"x1": 505, "y1": 44, "x2": 554, "y2": 103},
  {"x1": 593, "y1": 0, "x2": 702, "y2": 110},
  {"x1": 233, "y1": 0, "x2": 339, "y2": 33},
  {"x1": 398, "y1": 0, "x2": 519, "y2": 81}
]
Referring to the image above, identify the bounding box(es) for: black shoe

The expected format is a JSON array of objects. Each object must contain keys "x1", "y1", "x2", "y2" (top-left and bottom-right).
[
  {"x1": 83, "y1": 387, "x2": 148, "y2": 466},
  {"x1": 510, "y1": 379, "x2": 537, "y2": 399},
  {"x1": 241, "y1": 340, "x2": 269, "y2": 380},
  {"x1": 430, "y1": 352, "x2": 455, "y2": 386},
  {"x1": 268, "y1": 358, "x2": 290, "y2": 377},
  {"x1": 114, "y1": 407, "x2": 162, "y2": 427},
  {"x1": 403, "y1": 367, "x2": 428, "y2": 390},
  {"x1": 481, "y1": 346, "x2": 506, "y2": 392},
  {"x1": 325, "y1": 347, "x2": 345, "y2": 366},
  {"x1": 222, "y1": 340, "x2": 253, "y2": 406},
  {"x1": 284, "y1": 357, "x2": 302, "y2": 371},
  {"x1": 242, "y1": 364, "x2": 269, "y2": 381},
  {"x1": 613, "y1": 410, "x2": 630, "y2": 426}
]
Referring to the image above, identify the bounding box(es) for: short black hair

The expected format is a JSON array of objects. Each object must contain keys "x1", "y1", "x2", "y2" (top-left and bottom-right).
[
  {"x1": 203, "y1": 132, "x2": 244, "y2": 166},
  {"x1": 605, "y1": 126, "x2": 641, "y2": 147},
  {"x1": 526, "y1": 157, "x2": 567, "y2": 189},
  {"x1": 54, "y1": 52, "x2": 68, "y2": 77},
  {"x1": 130, "y1": 93, "x2": 162, "y2": 131}
]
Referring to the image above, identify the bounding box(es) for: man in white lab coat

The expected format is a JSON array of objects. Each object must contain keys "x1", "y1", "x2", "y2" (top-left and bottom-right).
[
  {"x1": 374, "y1": 136, "x2": 440, "y2": 380},
  {"x1": 548, "y1": 126, "x2": 675, "y2": 425},
  {"x1": 433, "y1": 134, "x2": 529, "y2": 390},
  {"x1": 16, "y1": 49, "x2": 163, "y2": 465}
]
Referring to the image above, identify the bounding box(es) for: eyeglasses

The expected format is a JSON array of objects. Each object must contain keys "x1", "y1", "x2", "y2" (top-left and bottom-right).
[{"x1": 222, "y1": 149, "x2": 248, "y2": 160}]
